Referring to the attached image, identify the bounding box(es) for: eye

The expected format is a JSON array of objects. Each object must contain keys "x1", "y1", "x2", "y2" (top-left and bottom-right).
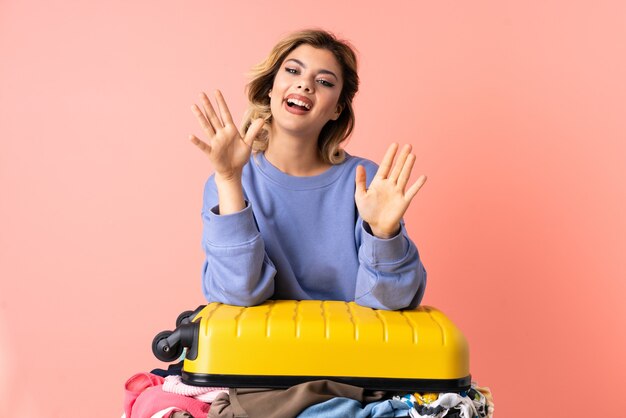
[
  {"x1": 285, "y1": 67, "x2": 298, "y2": 74},
  {"x1": 317, "y1": 79, "x2": 335, "y2": 88}
]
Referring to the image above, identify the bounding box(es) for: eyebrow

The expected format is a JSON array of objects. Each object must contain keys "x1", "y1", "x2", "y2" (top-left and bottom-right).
[{"x1": 285, "y1": 58, "x2": 339, "y2": 80}]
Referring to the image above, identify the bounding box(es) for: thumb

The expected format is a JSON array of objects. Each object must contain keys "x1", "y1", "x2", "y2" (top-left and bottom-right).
[
  {"x1": 242, "y1": 118, "x2": 264, "y2": 148},
  {"x1": 355, "y1": 165, "x2": 367, "y2": 197}
]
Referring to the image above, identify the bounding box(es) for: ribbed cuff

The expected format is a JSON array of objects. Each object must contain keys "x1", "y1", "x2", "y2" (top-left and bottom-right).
[
  {"x1": 205, "y1": 202, "x2": 259, "y2": 246},
  {"x1": 360, "y1": 222, "x2": 409, "y2": 264}
]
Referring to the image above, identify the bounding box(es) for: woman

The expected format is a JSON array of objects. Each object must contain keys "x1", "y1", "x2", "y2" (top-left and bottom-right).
[{"x1": 190, "y1": 29, "x2": 427, "y2": 310}]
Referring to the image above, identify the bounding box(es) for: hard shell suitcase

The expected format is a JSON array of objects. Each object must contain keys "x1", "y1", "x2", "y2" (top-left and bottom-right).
[{"x1": 153, "y1": 300, "x2": 471, "y2": 392}]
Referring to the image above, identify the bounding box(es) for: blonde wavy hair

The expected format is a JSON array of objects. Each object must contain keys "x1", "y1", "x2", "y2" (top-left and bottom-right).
[{"x1": 242, "y1": 29, "x2": 359, "y2": 165}]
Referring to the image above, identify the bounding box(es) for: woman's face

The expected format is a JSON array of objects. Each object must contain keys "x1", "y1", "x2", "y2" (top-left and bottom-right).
[{"x1": 269, "y1": 44, "x2": 344, "y2": 138}]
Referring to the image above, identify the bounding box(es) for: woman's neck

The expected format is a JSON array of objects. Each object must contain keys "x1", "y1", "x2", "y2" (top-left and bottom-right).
[{"x1": 264, "y1": 127, "x2": 331, "y2": 176}]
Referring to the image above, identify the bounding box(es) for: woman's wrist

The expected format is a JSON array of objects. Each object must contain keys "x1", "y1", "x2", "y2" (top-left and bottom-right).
[
  {"x1": 215, "y1": 173, "x2": 245, "y2": 214},
  {"x1": 214, "y1": 170, "x2": 242, "y2": 184},
  {"x1": 369, "y1": 223, "x2": 401, "y2": 239}
]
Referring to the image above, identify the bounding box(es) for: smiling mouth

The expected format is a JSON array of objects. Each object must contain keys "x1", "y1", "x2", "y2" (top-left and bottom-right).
[{"x1": 286, "y1": 98, "x2": 311, "y2": 111}]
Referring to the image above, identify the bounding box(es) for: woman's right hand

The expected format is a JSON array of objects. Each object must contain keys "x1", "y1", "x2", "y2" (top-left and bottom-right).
[{"x1": 189, "y1": 90, "x2": 264, "y2": 182}]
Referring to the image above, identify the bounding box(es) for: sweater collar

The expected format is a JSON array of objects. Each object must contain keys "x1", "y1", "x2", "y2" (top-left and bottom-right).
[{"x1": 252, "y1": 151, "x2": 350, "y2": 190}]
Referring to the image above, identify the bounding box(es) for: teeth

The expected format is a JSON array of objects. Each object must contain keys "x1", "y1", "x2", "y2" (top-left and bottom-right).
[{"x1": 287, "y1": 98, "x2": 311, "y2": 110}]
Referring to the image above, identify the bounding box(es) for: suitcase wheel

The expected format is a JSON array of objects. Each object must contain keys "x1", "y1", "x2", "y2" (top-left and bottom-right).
[
  {"x1": 152, "y1": 330, "x2": 183, "y2": 362},
  {"x1": 176, "y1": 310, "x2": 195, "y2": 327}
]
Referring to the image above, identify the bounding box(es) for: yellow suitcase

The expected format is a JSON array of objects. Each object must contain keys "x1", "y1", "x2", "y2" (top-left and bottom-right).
[{"x1": 152, "y1": 300, "x2": 471, "y2": 392}]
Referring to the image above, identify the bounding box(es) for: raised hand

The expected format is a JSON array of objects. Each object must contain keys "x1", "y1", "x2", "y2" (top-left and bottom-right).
[
  {"x1": 189, "y1": 90, "x2": 264, "y2": 181},
  {"x1": 355, "y1": 143, "x2": 427, "y2": 239}
]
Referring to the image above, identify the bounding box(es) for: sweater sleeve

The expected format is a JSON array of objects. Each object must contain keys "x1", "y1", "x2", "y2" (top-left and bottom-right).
[
  {"x1": 352, "y1": 159, "x2": 427, "y2": 310},
  {"x1": 200, "y1": 177, "x2": 276, "y2": 306},
  {"x1": 354, "y1": 220, "x2": 427, "y2": 310}
]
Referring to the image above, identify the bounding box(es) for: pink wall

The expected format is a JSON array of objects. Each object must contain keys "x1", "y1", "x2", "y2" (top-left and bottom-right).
[{"x1": 1, "y1": 0, "x2": 625, "y2": 416}]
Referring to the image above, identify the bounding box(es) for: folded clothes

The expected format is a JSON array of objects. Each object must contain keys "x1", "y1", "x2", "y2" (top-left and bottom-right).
[
  {"x1": 131, "y1": 385, "x2": 210, "y2": 418},
  {"x1": 124, "y1": 372, "x2": 165, "y2": 418},
  {"x1": 208, "y1": 379, "x2": 389, "y2": 418},
  {"x1": 124, "y1": 368, "x2": 493, "y2": 418},
  {"x1": 122, "y1": 372, "x2": 210, "y2": 418},
  {"x1": 163, "y1": 375, "x2": 228, "y2": 403},
  {"x1": 297, "y1": 397, "x2": 411, "y2": 417},
  {"x1": 395, "y1": 382, "x2": 494, "y2": 418}
]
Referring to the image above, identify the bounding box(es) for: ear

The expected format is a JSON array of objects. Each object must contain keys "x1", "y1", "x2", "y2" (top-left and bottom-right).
[
  {"x1": 330, "y1": 103, "x2": 343, "y2": 121},
  {"x1": 268, "y1": 89, "x2": 272, "y2": 98}
]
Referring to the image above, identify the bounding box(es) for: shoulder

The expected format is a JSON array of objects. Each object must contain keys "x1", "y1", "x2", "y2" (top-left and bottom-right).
[
  {"x1": 341, "y1": 152, "x2": 378, "y2": 184},
  {"x1": 342, "y1": 152, "x2": 378, "y2": 171}
]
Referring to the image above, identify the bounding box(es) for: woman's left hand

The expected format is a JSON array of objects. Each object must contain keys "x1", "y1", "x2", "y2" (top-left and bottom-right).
[{"x1": 355, "y1": 143, "x2": 427, "y2": 239}]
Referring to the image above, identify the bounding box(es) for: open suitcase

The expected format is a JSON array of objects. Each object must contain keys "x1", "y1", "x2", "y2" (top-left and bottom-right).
[{"x1": 152, "y1": 300, "x2": 471, "y2": 392}]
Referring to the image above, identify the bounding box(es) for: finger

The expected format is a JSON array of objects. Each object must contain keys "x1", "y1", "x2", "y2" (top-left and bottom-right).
[
  {"x1": 388, "y1": 144, "x2": 412, "y2": 182},
  {"x1": 215, "y1": 90, "x2": 236, "y2": 127},
  {"x1": 405, "y1": 174, "x2": 427, "y2": 201},
  {"x1": 200, "y1": 92, "x2": 224, "y2": 130},
  {"x1": 397, "y1": 153, "x2": 416, "y2": 190},
  {"x1": 355, "y1": 165, "x2": 367, "y2": 196},
  {"x1": 375, "y1": 143, "x2": 399, "y2": 179},
  {"x1": 191, "y1": 104, "x2": 215, "y2": 136},
  {"x1": 242, "y1": 118, "x2": 264, "y2": 148},
  {"x1": 189, "y1": 134, "x2": 212, "y2": 154}
]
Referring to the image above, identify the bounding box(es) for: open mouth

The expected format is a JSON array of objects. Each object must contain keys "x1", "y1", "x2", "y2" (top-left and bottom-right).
[{"x1": 286, "y1": 98, "x2": 311, "y2": 111}]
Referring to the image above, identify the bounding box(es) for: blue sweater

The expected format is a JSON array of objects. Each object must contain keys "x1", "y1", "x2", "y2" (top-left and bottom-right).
[{"x1": 201, "y1": 152, "x2": 427, "y2": 310}]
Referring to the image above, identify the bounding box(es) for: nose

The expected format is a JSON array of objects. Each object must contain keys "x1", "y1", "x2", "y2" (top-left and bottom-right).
[{"x1": 296, "y1": 78, "x2": 313, "y2": 93}]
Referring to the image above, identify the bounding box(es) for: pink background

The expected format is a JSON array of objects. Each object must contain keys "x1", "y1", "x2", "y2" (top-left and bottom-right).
[{"x1": 1, "y1": 0, "x2": 625, "y2": 416}]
